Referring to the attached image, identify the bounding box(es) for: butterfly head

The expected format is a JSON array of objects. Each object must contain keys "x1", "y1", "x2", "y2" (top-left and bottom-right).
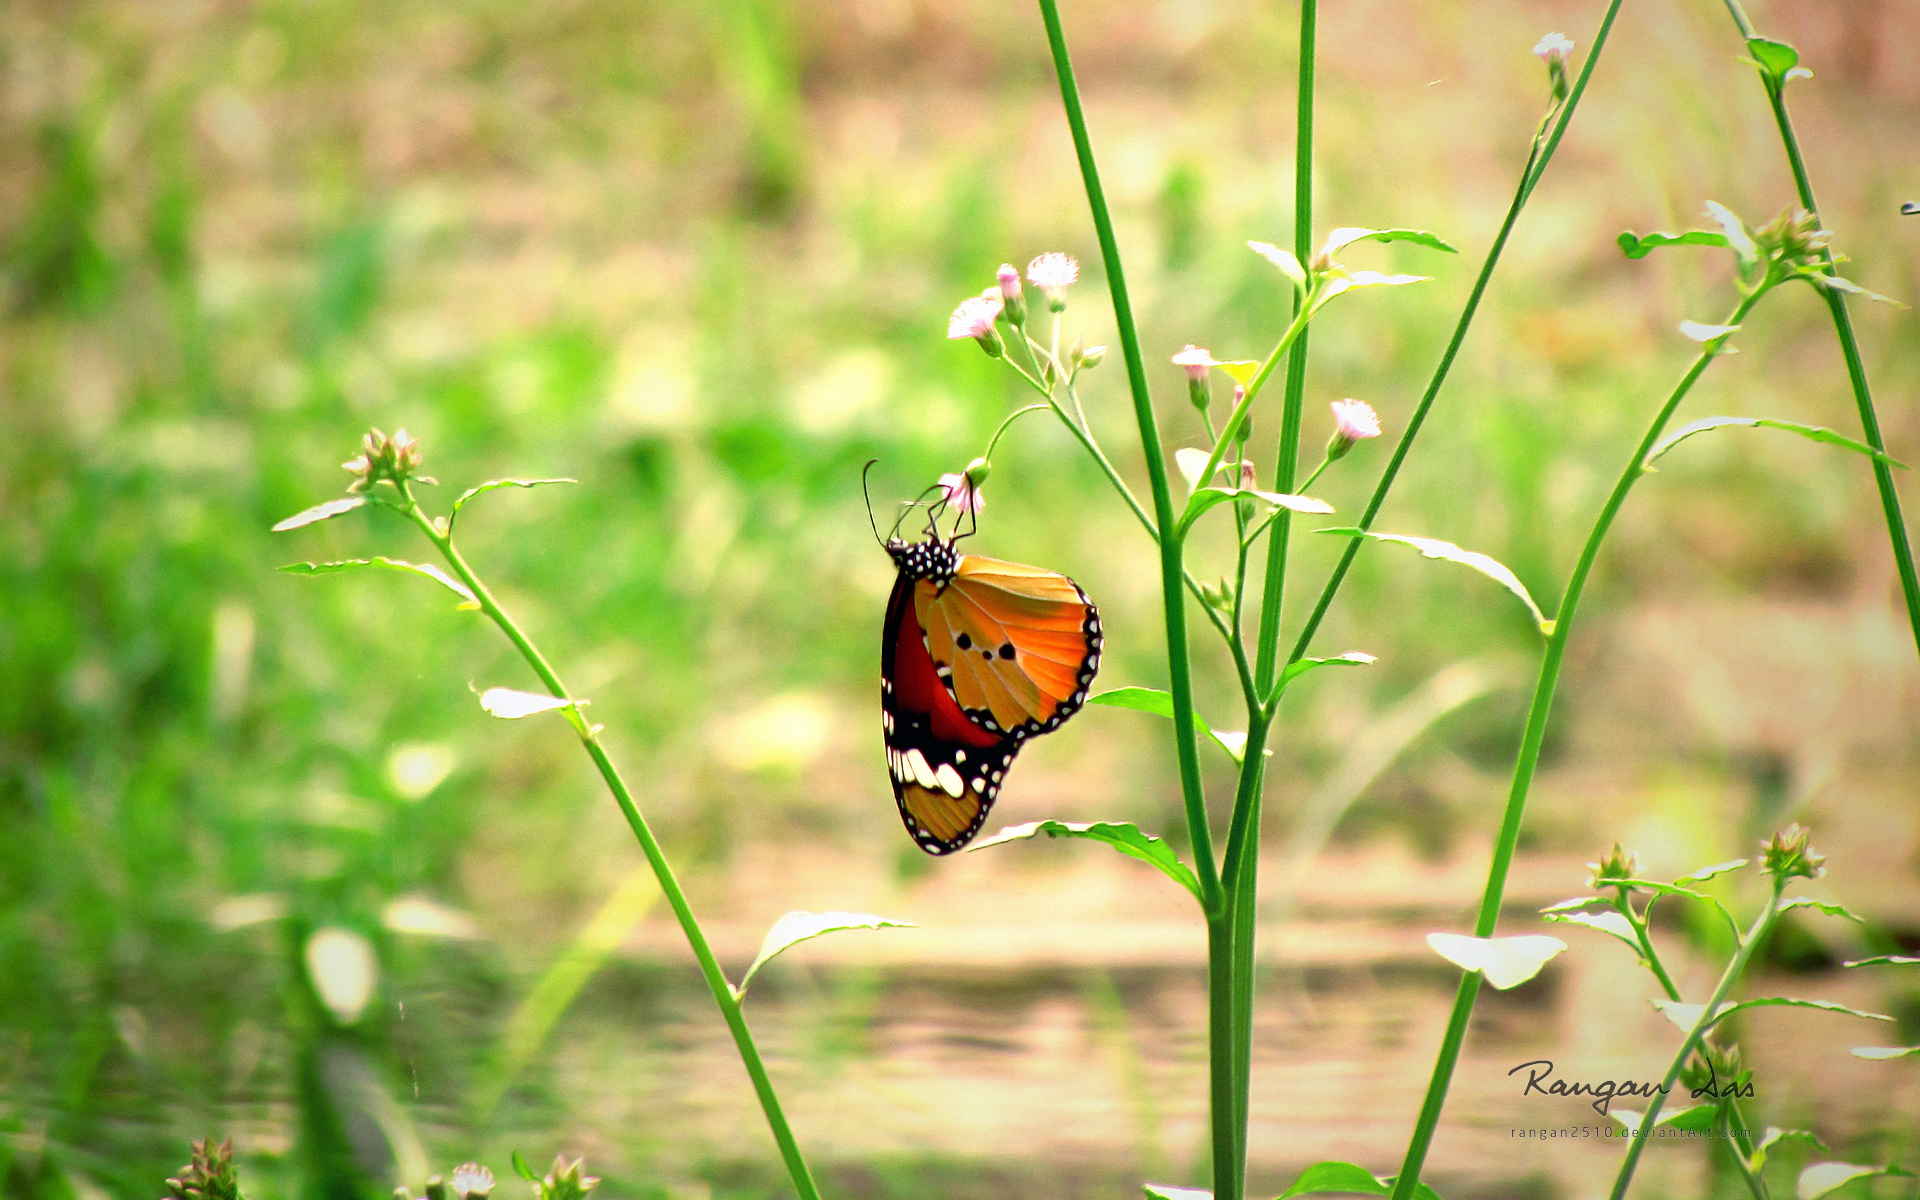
[{"x1": 885, "y1": 534, "x2": 959, "y2": 584}]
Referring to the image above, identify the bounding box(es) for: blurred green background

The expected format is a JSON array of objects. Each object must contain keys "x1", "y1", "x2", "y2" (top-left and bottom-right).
[{"x1": 3, "y1": 0, "x2": 1917, "y2": 1196}]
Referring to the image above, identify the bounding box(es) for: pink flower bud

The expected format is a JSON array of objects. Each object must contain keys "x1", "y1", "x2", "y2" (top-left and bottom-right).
[
  {"x1": 997, "y1": 263, "x2": 1027, "y2": 325},
  {"x1": 1532, "y1": 31, "x2": 1574, "y2": 62},
  {"x1": 1171, "y1": 344, "x2": 1218, "y2": 382},
  {"x1": 938, "y1": 471, "x2": 985, "y2": 515}
]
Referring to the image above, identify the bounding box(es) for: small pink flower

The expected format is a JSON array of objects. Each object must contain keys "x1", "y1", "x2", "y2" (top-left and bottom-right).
[
  {"x1": 996, "y1": 263, "x2": 1026, "y2": 324},
  {"x1": 1326, "y1": 398, "x2": 1381, "y2": 461},
  {"x1": 947, "y1": 292, "x2": 1003, "y2": 341},
  {"x1": 1533, "y1": 31, "x2": 1574, "y2": 61},
  {"x1": 1026, "y1": 252, "x2": 1079, "y2": 310},
  {"x1": 1171, "y1": 345, "x2": 1221, "y2": 381},
  {"x1": 1330, "y1": 398, "x2": 1381, "y2": 442},
  {"x1": 938, "y1": 472, "x2": 985, "y2": 515}
]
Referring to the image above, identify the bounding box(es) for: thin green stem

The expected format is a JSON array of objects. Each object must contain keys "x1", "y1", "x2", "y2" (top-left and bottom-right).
[
  {"x1": 1608, "y1": 879, "x2": 1787, "y2": 1200},
  {"x1": 1616, "y1": 890, "x2": 1683, "y2": 1003},
  {"x1": 980, "y1": 402, "x2": 1052, "y2": 463},
  {"x1": 1289, "y1": 0, "x2": 1626, "y2": 665},
  {"x1": 396, "y1": 492, "x2": 822, "y2": 1200},
  {"x1": 1723, "y1": 1104, "x2": 1771, "y2": 1200},
  {"x1": 1037, "y1": 0, "x2": 1221, "y2": 910},
  {"x1": 1388, "y1": 293, "x2": 1764, "y2": 1200},
  {"x1": 1717, "y1": 0, "x2": 1920, "y2": 663}
]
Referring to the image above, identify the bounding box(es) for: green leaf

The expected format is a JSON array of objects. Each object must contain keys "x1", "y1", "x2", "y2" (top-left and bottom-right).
[
  {"x1": 1617, "y1": 230, "x2": 1731, "y2": 259},
  {"x1": 1545, "y1": 909, "x2": 1643, "y2": 954},
  {"x1": 511, "y1": 1150, "x2": 539, "y2": 1181},
  {"x1": 1175, "y1": 447, "x2": 1217, "y2": 492},
  {"x1": 1248, "y1": 240, "x2": 1307, "y2": 287},
  {"x1": 1605, "y1": 877, "x2": 1738, "y2": 935},
  {"x1": 1276, "y1": 651, "x2": 1377, "y2": 694},
  {"x1": 1215, "y1": 360, "x2": 1263, "y2": 387},
  {"x1": 1321, "y1": 227, "x2": 1459, "y2": 256},
  {"x1": 1814, "y1": 274, "x2": 1905, "y2": 307},
  {"x1": 478, "y1": 687, "x2": 576, "y2": 719},
  {"x1": 1540, "y1": 896, "x2": 1602, "y2": 914},
  {"x1": 1143, "y1": 1187, "x2": 1212, "y2": 1200},
  {"x1": 1752, "y1": 1128, "x2": 1830, "y2": 1173},
  {"x1": 1656, "y1": 996, "x2": 1894, "y2": 1032},
  {"x1": 271, "y1": 495, "x2": 368, "y2": 532},
  {"x1": 1646, "y1": 416, "x2": 1908, "y2": 470},
  {"x1": 1704, "y1": 201, "x2": 1761, "y2": 275},
  {"x1": 1798, "y1": 1162, "x2": 1913, "y2": 1200},
  {"x1": 1851, "y1": 1045, "x2": 1920, "y2": 1060},
  {"x1": 1089, "y1": 686, "x2": 1253, "y2": 763},
  {"x1": 1319, "y1": 529, "x2": 1551, "y2": 634},
  {"x1": 1426, "y1": 933, "x2": 1566, "y2": 989},
  {"x1": 450, "y1": 477, "x2": 576, "y2": 523},
  {"x1": 1677, "y1": 859, "x2": 1749, "y2": 884},
  {"x1": 972, "y1": 819, "x2": 1202, "y2": 903},
  {"x1": 1844, "y1": 955, "x2": 1920, "y2": 969},
  {"x1": 1274, "y1": 1161, "x2": 1444, "y2": 1200},
  {"x1": 732, "y1": 911, "x2": 914, "y2": 1000},
  {"x1": 1678, "y1": 321, "x2": 1741, "y2": 345},
  {"x1": 1779, "y1": 896, "x2": 1865, "y2": 923},
  {"x1": 1744, "y1": 37, "x2": 1799, "y2": 82},
  {"x1": 279, "y1": 556, "x2": 479, "y2": 608},
  {"x1": 1611, "y1": 1105, "x2": 1718, "y2": 1134},
  {"x1": 1183, "y1": 486, "x2": 1333, "y2": 537}
]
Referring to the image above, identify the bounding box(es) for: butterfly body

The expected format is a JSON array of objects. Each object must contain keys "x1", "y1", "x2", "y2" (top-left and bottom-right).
[{"x1": 881, "y1": 533, "x2": 1101, "y2": 854}]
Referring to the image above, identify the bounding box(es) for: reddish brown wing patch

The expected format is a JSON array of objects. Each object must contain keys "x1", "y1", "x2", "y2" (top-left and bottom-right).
[{"x1": 881, "y1": 571, "x2": 1019, "y2": 854}]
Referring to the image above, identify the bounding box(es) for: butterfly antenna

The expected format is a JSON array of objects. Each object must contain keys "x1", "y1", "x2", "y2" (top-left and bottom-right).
[{"x1": 861, "y1": 460, "x2": 888, "y2": 547}]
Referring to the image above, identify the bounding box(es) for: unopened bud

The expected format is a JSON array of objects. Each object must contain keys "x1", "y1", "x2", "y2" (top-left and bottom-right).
[
  {"x1": 425, "y1": 1177, "x2": 447, "y2": 1200},
  {"x1": 1079, "y1": 344, "x2": 1105, "y2": 369},
  {"x1": 1533, "y1": 32, "x2": 1574, "y2": 104},
  {"x1": 997, "y1": 263, "x2": 1026, "y2": 326},
  {"x1": 1760, "y1": 823, "x2": 1825, "y2": 882},
  {"x1": 963, "y1": 456, "x2": 991, "y2": 488},
  {"x1": 1587, "y1": 843, "x2": 1639, "y2": 889}
]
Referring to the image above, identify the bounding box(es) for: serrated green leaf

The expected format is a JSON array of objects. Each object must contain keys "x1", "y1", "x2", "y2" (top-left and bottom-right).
[
  {"x1": 1844, "y1": 955, "x2": 1920, "y2": 969},
  {"x1": 1276, "y1": 651, "x2": 1377, "y2": 695},
  {"x1": 1617, "y1": 230, "x2": 1731, "y2": 259},
  {"x1": 271, "y1": 495, "x2": 368, "y2": 532},
  {"x1": 1320, "y1": 227, "x2": 1458, "y2": 257},
  {"x1": 1677, "y1": 859, "x2": 1749, "y2": 884},
  {"x1": 1745, "y1": 37, "x2": 1799, "y2": 81},
  {"x1": 733, "y1": 911, "x2": 914, "y2": 1000},
  {"x1": 1779, "y1": 896, "x2": 1865, "y2": 923},
  {"x1": 1089, "y1": 687, "x2": 1251, "y2": 763},
  {"x1": 1646, "y1": 416, "x2": 1908, "y2": 470},
  {"x1": 1427, "y1": 933, "x2": 1566, "y2": 989},
  {"x1": 450, "y1": 477, "x2": 576, "y2": 524},
  {"x1": 1753, "y1": 1127, "x2": 1830, "y2": 1175},
  {"x1": 1611, "y1": 1105, "x2": 1719, "y2": 1134},
  {"x1": 1545, "y1": 909, "x2": 1642, "y2": 954},
  {"x1": 971, "y1": 819, "x2": 1202, "y2": 903},
  {"x1": 1851, "y1": 1046, "x2": 1920, "y2": 1060},
  {"x1": 1318, "y1": 528, "x2": 1550, "y2": 634},
  {"x1": 1798, "y1": 1162, "x2": 1914, "y2": 1200},
  {"x1": 279, "y1": 556, "x2": 479, "y2": 608},
  {"x1": 1658, "y1": 995, "x2": 1894, "y2": 1032}
]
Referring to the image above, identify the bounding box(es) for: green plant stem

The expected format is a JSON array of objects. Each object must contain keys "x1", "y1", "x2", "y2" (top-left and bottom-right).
[
  {"x1": 1288, "y1": 0, "x2": 1626, "y2": 665},
  {"x1": 1723, "y1": 1105, "x2": 1771, "y2": 1200},
  {"x1": 396, "y1": 494, "x2": 822, "y2": 1200},
  {"x1": 1615, "y1": 889, "x2": 1683, "y2": 1003},
  {"x1": 1036, "y1": 0, "x2": 1220, "y2": 910},
  {"x1": 1717, "y1": 0, "x2": 1920, "y2": 663},
  {"x1": 1608, "y1": 878, "x2": 1787, "y2": 1200},
  {"x1": 1387, "y1": 294, "x2": 1763, "y2": 1200}
]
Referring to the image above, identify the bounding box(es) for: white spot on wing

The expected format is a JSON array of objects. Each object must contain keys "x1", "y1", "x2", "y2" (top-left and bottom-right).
[
  {"x1": 907, "y1": 748, "x2": 937, "y2": 790},
  {"x1": 935, "y1": 762, "x2": 964, "y2": 796}
]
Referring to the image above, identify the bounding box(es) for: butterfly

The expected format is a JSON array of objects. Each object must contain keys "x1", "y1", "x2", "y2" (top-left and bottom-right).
[{"x1": 876, "y1": 476, "x2": 1102, "y2": 854}]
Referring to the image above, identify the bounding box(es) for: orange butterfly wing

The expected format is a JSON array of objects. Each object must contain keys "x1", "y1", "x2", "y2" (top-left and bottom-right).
[{"x1": 914, "y1": 554, "x2": 1102, "y2": 740}]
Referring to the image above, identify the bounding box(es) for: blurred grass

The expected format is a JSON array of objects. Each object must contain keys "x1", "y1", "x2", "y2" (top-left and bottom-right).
[{"x1": 1, "y1": 0, "x2": 1916, "y2": 1194}]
